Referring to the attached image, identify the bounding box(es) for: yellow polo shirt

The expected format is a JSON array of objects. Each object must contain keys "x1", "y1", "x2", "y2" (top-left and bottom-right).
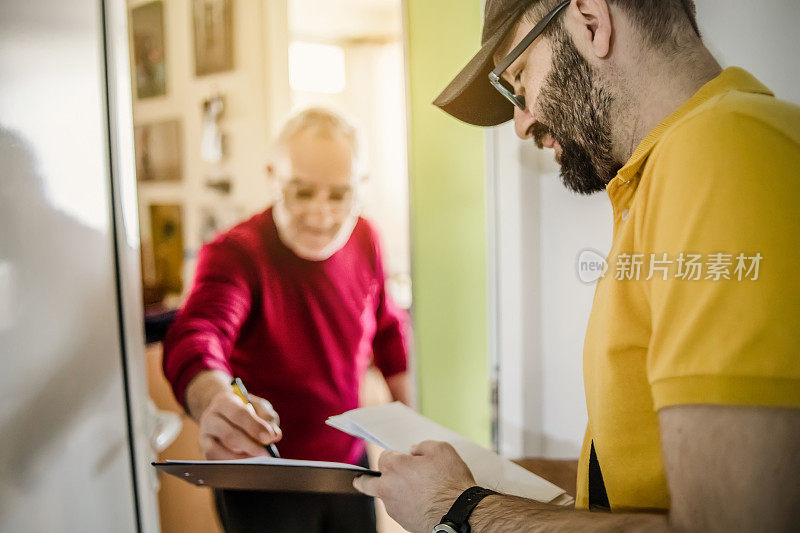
[{"x1": 575, "y1": 67, "x2": 800, "y2": 511}]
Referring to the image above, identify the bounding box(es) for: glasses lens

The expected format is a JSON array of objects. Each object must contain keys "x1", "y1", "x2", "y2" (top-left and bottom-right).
[
  {"x1": 489, "y1": 0, "x2": 570, "y2": 114},
  {"x1": 491, "y1": 75, "x2": 525, "y2": 111},
  {"x1": 284, "y1": 182, "x2": 354, "y2": 213}
]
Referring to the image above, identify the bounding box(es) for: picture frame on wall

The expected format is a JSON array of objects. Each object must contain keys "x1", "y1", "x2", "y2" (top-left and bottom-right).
[
  {"x1": 131, "y1": 1, "x2": 167, "y2": 99},
  {"x1": 193, "y1": 0, "x2": 234, "y2": 76},
  {"x1": 149, "y1": 204, "x2": 185, "y2": 295},
  {"x1": 134, "y1": 120, "x2": 182, "y2": 182}
]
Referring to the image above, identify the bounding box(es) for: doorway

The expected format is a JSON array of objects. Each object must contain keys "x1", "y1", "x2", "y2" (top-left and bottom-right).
[{"x1": 123, "y1": 0, "x2": 412, "y2": 531}]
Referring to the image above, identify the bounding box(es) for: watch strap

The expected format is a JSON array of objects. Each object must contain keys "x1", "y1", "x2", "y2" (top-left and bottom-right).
[{"x1": 436, "y1": 486, "x2": 499, "y2": 533}]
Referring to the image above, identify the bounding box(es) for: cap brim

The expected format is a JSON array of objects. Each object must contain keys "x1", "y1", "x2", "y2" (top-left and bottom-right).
[{"x1": 433, "y1": 16, "x2": 518, "y2": 127}]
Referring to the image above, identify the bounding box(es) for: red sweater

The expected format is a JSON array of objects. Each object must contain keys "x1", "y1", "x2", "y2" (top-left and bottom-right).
[{"x1": 163, "y1": 208, "x2": 410, "y2": 464}]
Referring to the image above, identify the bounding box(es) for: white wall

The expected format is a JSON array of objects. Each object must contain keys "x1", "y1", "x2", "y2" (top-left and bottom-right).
[
  {"x1": 343, "y1": 43, "x2": 411, "y2": 293},
  {"x1": 290, "y1": 0, "x2": 401, "y2": 41},
  {"x1": 537, "y1": 160, "x2": 610, "y2": 457},
  {"x1": 696, "y1": 0, "x2": 800, "y2": 106},
  {"x1": 492, "y1": 0, "x2": 800, "y2": 459}
]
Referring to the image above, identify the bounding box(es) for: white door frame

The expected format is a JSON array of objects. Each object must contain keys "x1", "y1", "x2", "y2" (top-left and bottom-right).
[
  {"x1": 102, "y1": 0, "x2": 161, "y2": 530},
  {"x1": 484, "y1": 125, "x2": 546, "y2": 459}
]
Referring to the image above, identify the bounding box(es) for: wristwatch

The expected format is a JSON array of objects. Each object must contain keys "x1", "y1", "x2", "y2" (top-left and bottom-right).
[{"x1": 432, "y1": 486, "x2": 499, "y2": 533}]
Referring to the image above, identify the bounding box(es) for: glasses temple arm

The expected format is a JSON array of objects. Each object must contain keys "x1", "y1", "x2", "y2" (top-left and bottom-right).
[{"x1": 491, "y1": 0, "x2": 570, "y2": 77}]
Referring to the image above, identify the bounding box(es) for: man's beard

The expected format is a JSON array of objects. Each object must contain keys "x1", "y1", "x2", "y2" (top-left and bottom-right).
[{"x1": 533, "y1": 33, "x2": 623, "y2": 195}]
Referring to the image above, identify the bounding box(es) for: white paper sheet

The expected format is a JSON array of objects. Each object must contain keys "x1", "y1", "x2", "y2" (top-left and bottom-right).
[{"x1": 327, "y1": 402, "x2": 571, "y2": 504}]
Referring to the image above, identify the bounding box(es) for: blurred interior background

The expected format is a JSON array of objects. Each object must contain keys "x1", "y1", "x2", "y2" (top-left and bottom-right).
[
  {"x1": 131, "y1": 0, "x2": 411, "y2": 312},
  {"x1": 128, "y1": 0, "x2": 410, "y2": 530}
]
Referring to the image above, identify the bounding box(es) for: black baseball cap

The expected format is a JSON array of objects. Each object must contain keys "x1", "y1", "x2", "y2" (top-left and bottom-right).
[{"x1": 434, "y1": 0, "x2": 535, "y2": 127}]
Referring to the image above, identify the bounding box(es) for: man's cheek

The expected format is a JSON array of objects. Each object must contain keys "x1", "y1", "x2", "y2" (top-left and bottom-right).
[
  {"x1": 522, "y1": 51, "x2": 552, "y2": 105},
  {"x1": 327, "y1": 219, "x2": 347, "y2": 237},
  {"x1": 289, "y1": 214, "x2": 306, "y2": 234}
]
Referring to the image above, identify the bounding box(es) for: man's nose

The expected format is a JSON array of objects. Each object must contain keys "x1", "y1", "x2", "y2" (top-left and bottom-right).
[
  {"x1": 513, "y1": 105, "x2": 535, "y2": 140},
  {"x1": 305, "y1": 196, "x2": 334, "y2": 225}
]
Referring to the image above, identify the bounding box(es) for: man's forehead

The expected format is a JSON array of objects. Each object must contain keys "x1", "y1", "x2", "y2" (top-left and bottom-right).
[
  {"x1": 492, "y1": 16, "x2": 534, "y2": 68},
  {"x1": 287, "y1": 132, "x2": 352, "y2": 165},
  {"x1": 280, "y1": 134, "x2": 355, "y2": 187},
  {"x1": 491, "y1": 1, "x2": 559, "y2": 68},
  {"x1": 288, "y1": 177, "x2": 352, "y2": 191}
]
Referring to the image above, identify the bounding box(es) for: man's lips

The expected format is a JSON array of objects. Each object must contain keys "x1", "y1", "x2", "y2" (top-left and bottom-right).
[
  {"x1": 303, "y1": 228, "x2": 332, "y2": 236},
  {"x1": 540, "y1": 134, "x2": 563, "y2": 160},
  {"x1": 300, "y1": 226, "x2": 336, "y2": 242},
  {"x1": 529, "y1": 123, "x2": 563, "y2": 162},
  {"x1": 530, "y1": 124, "x2": 558, "y2": 149}
]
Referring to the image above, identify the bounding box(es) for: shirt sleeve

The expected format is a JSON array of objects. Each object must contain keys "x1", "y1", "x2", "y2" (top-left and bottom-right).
[
  {"x1": 640, "y1": 109, "x2": 800, "y2": 411},
  {"x1": 162, "y1": 238, "x2": 255, "y2": 408},
  {"x1": 368, "y1": 226, "x2": 411, "y2": 379}
]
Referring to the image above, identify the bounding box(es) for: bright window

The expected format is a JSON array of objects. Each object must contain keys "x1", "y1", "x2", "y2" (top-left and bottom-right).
[{"x1": 288, "y1": 41, "x2": 346, "y2": 94}]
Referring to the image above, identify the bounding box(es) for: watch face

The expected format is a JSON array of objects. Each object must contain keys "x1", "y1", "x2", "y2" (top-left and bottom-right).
[{"x1": 432, "y1": 524, "x2": 459, "y2": 533}]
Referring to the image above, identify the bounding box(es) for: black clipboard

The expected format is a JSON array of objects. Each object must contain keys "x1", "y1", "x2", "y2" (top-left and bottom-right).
[{"x1": 152, "y1": 461, "x2": 380, "y2": 495}]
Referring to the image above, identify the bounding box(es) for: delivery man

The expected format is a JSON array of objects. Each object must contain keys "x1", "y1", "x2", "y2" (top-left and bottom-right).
[{"x1": 353, "y1": 1, "x2": 800, "y2": 531}]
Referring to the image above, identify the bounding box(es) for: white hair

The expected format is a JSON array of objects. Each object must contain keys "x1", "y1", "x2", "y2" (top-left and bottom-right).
[{"x1": 272, "y1": 106, "x2": 366, "y2": 179}]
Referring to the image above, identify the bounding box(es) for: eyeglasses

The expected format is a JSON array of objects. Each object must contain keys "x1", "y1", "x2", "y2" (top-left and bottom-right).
[
  {"x1": 489, "y1": 0, "x2": 570, "y2": 111},
  {"x1": 282, "y1": 178, "x2": 355, "y2": 214}
]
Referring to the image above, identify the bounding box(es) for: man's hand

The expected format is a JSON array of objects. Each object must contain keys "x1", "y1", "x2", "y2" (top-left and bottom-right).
[
  {"x1": 353, "y1": 441, "x2": 476, "y2": 533},
  {"x1": 353, "y1": 406, "x2": 800, "y2": 532},
  {"x1": 185, "y1": 370, "x2": 282, "y2": 460}
]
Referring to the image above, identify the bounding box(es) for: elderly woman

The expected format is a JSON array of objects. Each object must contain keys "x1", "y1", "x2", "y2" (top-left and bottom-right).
[{"x1": 162, "y1": 107, "x2": 411, "y2": 532}]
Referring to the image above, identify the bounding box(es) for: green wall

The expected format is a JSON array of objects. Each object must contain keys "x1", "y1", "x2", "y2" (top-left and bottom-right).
[{"x1": 405, "y1": 0, "x2": 490, "y2": 447}]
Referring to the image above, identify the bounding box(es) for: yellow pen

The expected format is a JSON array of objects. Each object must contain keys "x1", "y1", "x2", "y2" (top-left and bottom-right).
[{"x1": 231, "y1": 377, "x2": 280, "y2": 458}]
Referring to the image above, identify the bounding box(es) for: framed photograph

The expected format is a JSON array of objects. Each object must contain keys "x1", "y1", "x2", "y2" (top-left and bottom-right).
[
  {"x1": 149, "y1": 204, "x2": 184, "y2": 295},
  {"x1": 131, "y1": 1, "x2": 167, "y2": 98},
  {"x1": 134, "y1": 120, "x2": 182, "y2": 182},
  {"x1": 193, "y1": 0, "x2": 234, "y2": 76}
]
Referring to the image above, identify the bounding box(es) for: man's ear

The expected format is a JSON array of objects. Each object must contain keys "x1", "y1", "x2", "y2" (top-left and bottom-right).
[{"x1": 572, "y1": 0, "x2": 612, "y2": 58}]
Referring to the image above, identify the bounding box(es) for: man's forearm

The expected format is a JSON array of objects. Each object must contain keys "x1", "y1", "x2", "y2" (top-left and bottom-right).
[
  {"x1": 469, "y1": 494, "x2": 669, "y2": 533},
  {"x1": 385, "y1": 372, "x2": 410, "y2": 405}
]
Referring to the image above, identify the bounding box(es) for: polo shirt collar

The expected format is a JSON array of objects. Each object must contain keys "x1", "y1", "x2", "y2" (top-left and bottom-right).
[{"x1": 609, "y1": 67, "x2": 774, "y2": 188}]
